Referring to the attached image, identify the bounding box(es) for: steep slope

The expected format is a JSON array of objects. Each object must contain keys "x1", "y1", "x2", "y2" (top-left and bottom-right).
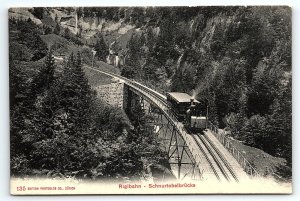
[
  {"x1": 40, "y1": 34, "x2": 80, "y2": 55},
  {"x1": 9, "y1": 8, "x2": 42, "y2": 25}
]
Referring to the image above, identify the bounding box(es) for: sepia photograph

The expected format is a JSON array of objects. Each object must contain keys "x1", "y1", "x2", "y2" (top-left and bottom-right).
[{"x1": 8, "y1": 6, "x2": 292, "y2": 194}]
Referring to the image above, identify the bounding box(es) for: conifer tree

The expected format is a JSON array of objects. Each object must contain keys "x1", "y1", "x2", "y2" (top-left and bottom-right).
[
  {"x1": 55, "y1": 14, "x2": 58, "y2": 23},
  {"x1": 44, "y1": 48, "x2": 55, "y2": 88},
  {"x1": 64, "y1": 27, "x2": 71, "y2": 40},
  {"x1": 32, "y1": 48, "x2": 55, "y2": 96},
  {"x1": 54, "y1": 23, "x2": 60, "y2": 35},
  {"x1": 94, "y1": 35, "x2": 109, "y2": 61}
]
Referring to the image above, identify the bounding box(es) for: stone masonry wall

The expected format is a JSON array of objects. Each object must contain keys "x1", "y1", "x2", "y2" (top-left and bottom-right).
[{"x1": 94, "y1": 82, "x2": 125, "y2": 108}]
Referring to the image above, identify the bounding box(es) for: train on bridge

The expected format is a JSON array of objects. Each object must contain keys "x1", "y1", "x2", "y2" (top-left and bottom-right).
[{"x1": 166, "y1": 92, "x2": 208, "y2": 131}]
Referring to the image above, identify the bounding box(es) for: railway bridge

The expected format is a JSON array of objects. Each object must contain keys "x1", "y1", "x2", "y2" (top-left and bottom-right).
[{"x1": 85, "y1": 65, "x2": 258, "y2": 182}]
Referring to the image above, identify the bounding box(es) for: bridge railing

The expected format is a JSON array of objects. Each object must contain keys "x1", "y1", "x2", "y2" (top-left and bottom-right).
[
  {"x1": 208, "y1": 121, "x2": 259, "y2": 177},
  {"x1": 133, "y1": 78, "x2": 261, "y2": 178},
  {"x1": 127, "y1": 81, "x2": 201, "y2": 168},
  {"x1": 121, "y1": 75, "x2": 258, "y2": 178},
  {"x1": 135, "y1": 78, "x2": 168, "y2": 97},
  {"x1": 88, "y1": 67, "x2": 260, "y2": 178}
]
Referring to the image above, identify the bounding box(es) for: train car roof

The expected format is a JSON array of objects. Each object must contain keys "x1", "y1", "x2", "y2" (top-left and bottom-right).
[{"x1": 167, "y1": 92, "x2": 200, "y2": 103}]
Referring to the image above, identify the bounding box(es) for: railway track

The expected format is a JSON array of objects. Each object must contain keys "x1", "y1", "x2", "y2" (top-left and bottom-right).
[
  {"x1": 190, "y1": 133, "x2": 221, "y2": 181},
  {"x1": 85, "y1": 66, "x2": 240, "y2": 182},
  {"x1": 201, "y1": 134, "x2": 239, "y2": 182},
  {"x1": 191, "y1": 133, "x2": 239, "y2": 182},
  {"x1": 86, "y1": 66, "x2": 168, "y2": 102}
]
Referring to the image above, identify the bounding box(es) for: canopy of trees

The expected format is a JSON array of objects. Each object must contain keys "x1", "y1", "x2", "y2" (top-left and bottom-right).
[
  {"x1": 9, "y1": 6, "x2": 292, "y2": 179},
  {"x1": 9, "y1": 18, "x2": 168, "y2": 179},
  {"x1": 9, "y1": 18, "x2": 48, "y2": 61},
  {"x1": 115, "y1": 6, "x2": 292, "y2": 173}
]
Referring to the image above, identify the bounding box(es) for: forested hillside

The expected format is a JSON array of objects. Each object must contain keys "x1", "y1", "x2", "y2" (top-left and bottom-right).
[
  {"x1": 9, "y1": 6, "x2": 292, "y2": 179},
  {"x1": 9, "y1": 17, "x2": 168, "y2": 180},
  {"x1": 93, "y1": 6, "x2": 291, "y2": 175}
]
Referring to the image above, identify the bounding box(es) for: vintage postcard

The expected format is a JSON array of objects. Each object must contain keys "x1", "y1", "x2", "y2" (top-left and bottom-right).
[{"x1": 9, "y1": 6, "x2": 292, "y2": 194}]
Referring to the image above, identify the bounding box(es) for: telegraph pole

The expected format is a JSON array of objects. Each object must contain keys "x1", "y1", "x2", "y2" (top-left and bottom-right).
[{"x1": 206, "y1": 105, "x2": 209, "y2": 129}]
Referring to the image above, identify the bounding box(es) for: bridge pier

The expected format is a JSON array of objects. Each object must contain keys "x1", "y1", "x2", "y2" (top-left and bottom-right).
[
  {"x1": 92, "y1": 80, "x2": 207, "y2": 181},
  {"x1": 86, "y1": 66, "x2": 250, "y2": 183}
]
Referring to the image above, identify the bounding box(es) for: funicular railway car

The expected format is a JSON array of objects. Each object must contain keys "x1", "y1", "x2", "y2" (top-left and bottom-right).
[{"x1": 166, "y1": 92, "x2": 207, "y2": 131}]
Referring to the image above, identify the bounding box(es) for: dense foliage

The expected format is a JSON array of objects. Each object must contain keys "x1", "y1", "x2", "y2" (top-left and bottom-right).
[
  {"x1": 11, "y1": 50, "x2": 142, "y2": 180},
  {"x1": 9, "y1": 18, "x2": 48, "y2": 61},
  {"x1": 94, "y1": 35, "x2": 109, "y2": 62},
  {"x1": 113, "y1": 7, "x2": 292, "y2": 171},
  {"x1": 9, "y1": 18, "x2": 167, "y2": 180},
  {"x1": 9, "y1": 6, "x2": 292, "y2": 179}
]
